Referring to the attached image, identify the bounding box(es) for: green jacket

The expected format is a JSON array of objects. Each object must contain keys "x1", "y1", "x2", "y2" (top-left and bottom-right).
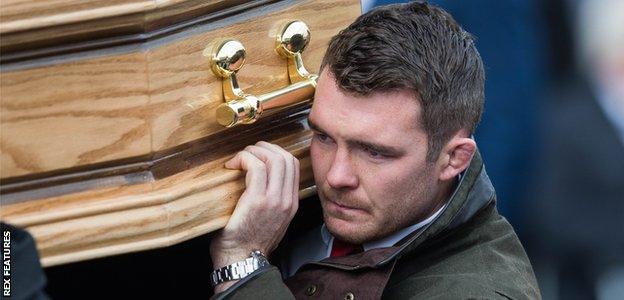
[{"x1": 215, "y1": 151, "x2": 540, "y2": 299}]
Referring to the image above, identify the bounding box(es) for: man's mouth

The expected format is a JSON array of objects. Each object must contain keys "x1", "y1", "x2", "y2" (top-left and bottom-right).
[
  {"x1": 325, "y1": 196, "x2": 366, "y2": 215},
  {"x1": 330, "y1": 198, "x2": 353, "y2": 208}
]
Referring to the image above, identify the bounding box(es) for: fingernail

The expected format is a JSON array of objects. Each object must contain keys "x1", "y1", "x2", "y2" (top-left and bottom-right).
[{"x1": 224, "y1": 159, "x2": 234, "y2": 169}]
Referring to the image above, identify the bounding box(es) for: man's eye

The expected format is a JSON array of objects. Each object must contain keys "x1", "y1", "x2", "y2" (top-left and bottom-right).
[
  {"x1": 315, "y1": 132, "x2": 330, "y2": 143},
  {"x1": 364, "y1": 147, "x2": 383, "y2": 159}
]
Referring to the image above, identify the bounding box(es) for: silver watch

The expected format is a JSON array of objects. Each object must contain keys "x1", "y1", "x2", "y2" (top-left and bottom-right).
[{"x1": 210, "y1": 250, "x2": 269, "y2": 287}]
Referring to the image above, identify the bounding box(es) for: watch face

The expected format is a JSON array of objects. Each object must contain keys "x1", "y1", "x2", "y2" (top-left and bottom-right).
[{"x1": 251, "y1": 250, "x2": 269, "y2": 267}]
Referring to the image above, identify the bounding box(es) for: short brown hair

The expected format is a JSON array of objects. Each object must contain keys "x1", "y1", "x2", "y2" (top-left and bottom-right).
[{"x1": 320, "y1": 2, "x2": 484, "y2": 161}]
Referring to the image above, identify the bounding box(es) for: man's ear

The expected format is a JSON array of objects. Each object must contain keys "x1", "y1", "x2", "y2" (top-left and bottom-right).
[{"x1": 438, "y1": 132, "x2": 476, "y2": 181}]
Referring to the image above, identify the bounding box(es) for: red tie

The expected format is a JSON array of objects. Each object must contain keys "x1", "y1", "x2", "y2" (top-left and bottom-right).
[{"x1": 330, "y1": 239, "x2": 364, "y2": 257}]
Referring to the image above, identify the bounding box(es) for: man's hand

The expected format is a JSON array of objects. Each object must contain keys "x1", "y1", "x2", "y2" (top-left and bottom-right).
[{"x1": 210, "y1": 141, "x2": 300, "y2": 293}]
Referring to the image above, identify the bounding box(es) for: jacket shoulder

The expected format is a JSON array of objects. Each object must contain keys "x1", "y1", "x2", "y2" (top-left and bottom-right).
[
  {"x1": 386, "y1": 205, "x2": 540, "y2": 299},
  {"x1": 383, "y1": 275, "x2": 515, "y2": 299}
]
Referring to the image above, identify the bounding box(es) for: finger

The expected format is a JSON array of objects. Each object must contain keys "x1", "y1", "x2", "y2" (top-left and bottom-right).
[
  {"x1": 291, "y1": 156, "x2": 300, "y2": 216},
  {"x1": 222, "y1": 151, "x2": 269, "y2": 231},
  {"x1": 225, "y1": 151, "x2": 268, "y2": 198},
  {"x1": 257, "y1": 141, "x2": 290, "y2": 158},
  {"x1": 257, "y1": 142, "x2": 295, "y2": 207},
  {"x1": 261, "y1": 142, "x2": 299, "y2": 210},
  {"x1": 243, "y1": 145, "x2": 286, "y2": 206},
  {"x1": 224, "y1": 155, "x2": 237, "y2": 169}
]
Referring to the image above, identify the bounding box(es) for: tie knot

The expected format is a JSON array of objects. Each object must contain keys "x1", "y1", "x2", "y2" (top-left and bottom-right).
[{"x1": 330, "y1": 238, "x2": 363, "y2": 258}]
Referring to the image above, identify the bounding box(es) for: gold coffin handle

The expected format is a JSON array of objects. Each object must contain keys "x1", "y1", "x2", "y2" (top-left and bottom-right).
[{"x1": 208, "y1": 21, "x2": 318, "y2": 127}]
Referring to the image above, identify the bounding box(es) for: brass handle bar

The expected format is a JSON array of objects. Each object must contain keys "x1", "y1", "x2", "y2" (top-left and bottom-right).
[{"x1": 206, "y1": 21, "x2": 318, "y2": 127}]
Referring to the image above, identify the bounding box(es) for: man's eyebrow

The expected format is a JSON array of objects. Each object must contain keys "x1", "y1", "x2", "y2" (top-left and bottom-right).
[
  {"x1": 307, "y1": 117, "x2": 326, "y2": 133},
  {"x1": 307, "y1": 116, "x2": 404, "y2": 155},
  {"x1": 349, "y1": 140, "x2": 404, "y2": 155}
]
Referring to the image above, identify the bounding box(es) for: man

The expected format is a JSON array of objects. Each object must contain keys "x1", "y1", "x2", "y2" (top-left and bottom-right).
[{"x1": 210, "y1": 2, "x2": 539, "y2": 299}]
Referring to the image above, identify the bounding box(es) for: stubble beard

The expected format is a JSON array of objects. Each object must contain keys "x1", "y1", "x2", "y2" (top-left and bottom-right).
[
  {"x1": 320, "y1": 163, "x2": 439, "y2": 245},
  {"x1": 319, "y1": 189, "x2": 430, "y2": 245}
]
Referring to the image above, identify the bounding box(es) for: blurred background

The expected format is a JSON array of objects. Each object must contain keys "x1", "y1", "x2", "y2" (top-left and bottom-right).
[{"x1": 364, "y1": 1, "x2": 624, "y2": 299}]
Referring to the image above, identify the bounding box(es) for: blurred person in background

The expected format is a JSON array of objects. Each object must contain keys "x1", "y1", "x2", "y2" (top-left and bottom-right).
[{"x1": 527, "y1": 0, "x2": 624, "y2": 299}]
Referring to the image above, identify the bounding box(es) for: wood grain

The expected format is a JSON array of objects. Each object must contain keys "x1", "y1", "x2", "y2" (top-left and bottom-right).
[
  {"x1": 0, "y1": 131, "x2": 315, "y2": 267},
  {"x1": 0, "y1": 0, "x2": 252, "y2": 54},
  {"x1": 1, "y1": 52, "x2": 152, "y2": 178},
  {"x1": 0, "y1": 0, "x2": 361, "y2": 180}
]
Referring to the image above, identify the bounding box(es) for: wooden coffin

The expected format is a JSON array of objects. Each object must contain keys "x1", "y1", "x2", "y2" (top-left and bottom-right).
[{"x1": 0, "y1": 0, "x2": 360, "y2": 267}]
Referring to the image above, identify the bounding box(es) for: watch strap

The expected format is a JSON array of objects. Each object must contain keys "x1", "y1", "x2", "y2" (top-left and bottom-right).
[{"x1": 210, "y1": 250, "x2": 268, "y2": 287}]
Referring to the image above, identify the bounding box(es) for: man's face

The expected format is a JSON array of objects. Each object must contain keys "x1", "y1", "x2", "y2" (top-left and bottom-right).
[{"x1": 309, "y1": 70, "x2": 445, "y2": 244}]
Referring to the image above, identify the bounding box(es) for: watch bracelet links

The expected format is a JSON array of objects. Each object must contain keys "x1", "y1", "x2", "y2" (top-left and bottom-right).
[{"x1": 211, "y1": 257, "x2": 259, "y2": 287}]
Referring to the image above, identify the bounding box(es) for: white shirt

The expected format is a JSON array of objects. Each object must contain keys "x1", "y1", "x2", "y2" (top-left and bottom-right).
[{"x1": 282, "y1": 203, "x2": 447, "y2": 278}]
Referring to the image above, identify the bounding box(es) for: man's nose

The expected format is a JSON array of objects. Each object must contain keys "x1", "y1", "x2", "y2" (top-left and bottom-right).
[{"x1": 326, "y1": 148, "x2": 358, "y2": 189}]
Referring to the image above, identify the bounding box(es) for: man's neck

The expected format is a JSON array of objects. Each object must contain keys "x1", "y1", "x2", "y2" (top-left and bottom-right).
[{"x1": 402, "y1": 175, "x2": 457, "y2": 235}]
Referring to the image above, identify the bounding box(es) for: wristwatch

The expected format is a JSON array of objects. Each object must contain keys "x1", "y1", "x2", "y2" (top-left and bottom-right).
[{"x1": 210, "y1": 250, "x2": 269, "y2": 287}]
